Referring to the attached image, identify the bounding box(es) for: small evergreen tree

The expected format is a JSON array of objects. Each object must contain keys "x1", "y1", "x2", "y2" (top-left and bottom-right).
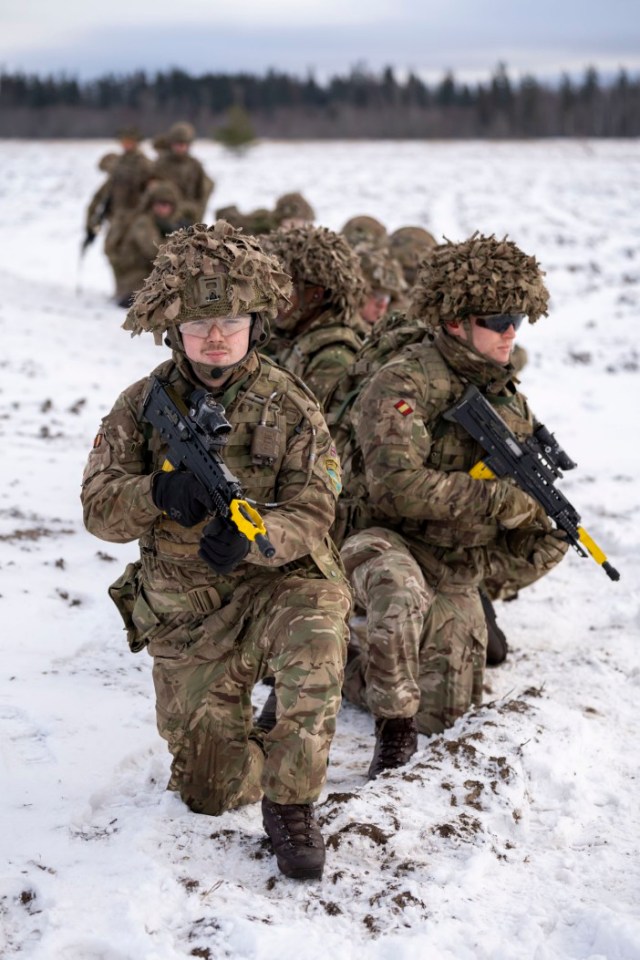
[{"x1": 212, "y1": 104, "x2": 257, "y2": 153}]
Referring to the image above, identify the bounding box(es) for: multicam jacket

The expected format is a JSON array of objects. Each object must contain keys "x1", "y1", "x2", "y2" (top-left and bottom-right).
[
  {"x1": 81, "y1": 352, "x2": 345, "y2": 646},
  {"x1": 150, "y1": 154, "x2": 212, "y2": 222},
  {"x1": 345, "y1": 329, "x2": 538, "y2": 589},
  {"x1": 266, "y1": 309, "x2": 364, "y2": 409}
]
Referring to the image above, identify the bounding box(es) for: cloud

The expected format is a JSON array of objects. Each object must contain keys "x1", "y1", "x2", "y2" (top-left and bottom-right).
[{"x1": 1, "y1": 2, "x2": 638, "y2": 81}]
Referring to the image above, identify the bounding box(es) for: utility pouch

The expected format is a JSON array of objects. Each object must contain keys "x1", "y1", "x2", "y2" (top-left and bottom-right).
[{"x1": 108, "y1": 561, "x2": 159, "y2": 653}]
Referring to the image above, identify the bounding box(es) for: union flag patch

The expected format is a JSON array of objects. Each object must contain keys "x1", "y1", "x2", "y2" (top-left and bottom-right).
[{"x1": 394, "y1": 399, "x2": 414, "y2": 416}]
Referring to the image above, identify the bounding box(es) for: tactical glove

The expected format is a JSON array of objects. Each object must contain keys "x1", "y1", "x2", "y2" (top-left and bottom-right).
[
  {"x1": 152, "y1": 470, "x2": 212, "y2": 527},
  {"x1": 531, "y1": 529, "x2": 570, "y2": 572},
  {"x1": 493, "y1": 482, "x2": 546, "y2": 530},
  {"x1": 198, "y1": 516, "x2": 250, "y2": 574}
]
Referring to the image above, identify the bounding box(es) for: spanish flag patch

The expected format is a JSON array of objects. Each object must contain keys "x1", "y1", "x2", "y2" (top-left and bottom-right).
[{"x1": 394, "y1": 399, "x2": 414, "y2": 416}]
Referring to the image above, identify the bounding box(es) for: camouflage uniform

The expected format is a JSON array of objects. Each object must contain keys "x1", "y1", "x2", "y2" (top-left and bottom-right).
[
  {"x1": 81, "y1": 222, "x2": 351, "y2": 817},
  {"x1": 340, "y1": 235, "x2": 568, "y2": 736},
  {"x1": 107, "y1": 181, "x2": 185, "y2": 304},
  {"x1": 262, "y1": 225, "x2": 366, "y2": 407},
  {"x1": 151, "y1": 122, "x2": 213, "y2": 223}
]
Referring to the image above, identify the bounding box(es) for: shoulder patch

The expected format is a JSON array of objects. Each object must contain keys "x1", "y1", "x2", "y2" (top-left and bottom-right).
[
  {"x1": 320, "y1": 451, "x2": 342, "y2": 495},
  {"x1": 394, "y1": 399, "x2": 414, "y2": 417}
]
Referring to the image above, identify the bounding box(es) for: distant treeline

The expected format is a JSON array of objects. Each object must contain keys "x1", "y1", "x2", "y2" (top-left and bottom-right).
[{"x1": 1, "y1": 64, "x2": 638, "y2": 139}]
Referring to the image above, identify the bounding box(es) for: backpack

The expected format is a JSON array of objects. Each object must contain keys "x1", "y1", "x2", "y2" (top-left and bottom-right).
[{"x1": 325, "y1": 311, "x2": 432, "y2": 545}]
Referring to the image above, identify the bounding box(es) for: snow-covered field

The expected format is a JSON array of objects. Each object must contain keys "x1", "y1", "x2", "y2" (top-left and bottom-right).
[{"x1": 0, "y1": 139, "x2": 639, "y2": 960}]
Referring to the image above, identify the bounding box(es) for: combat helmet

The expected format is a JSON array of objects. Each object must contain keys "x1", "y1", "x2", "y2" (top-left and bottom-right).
[
  {"x1": 357, "y1": 243, "x2": 407, "y2": 298},
  {"x1": 123, "y1": 220, "x2": 292, "y2": 348},
  {"x1": 273, "y1": 192, "x2": 315, "y2": 226},
  {"x1": 142, "y1": 180, "x2": 182, "y2": 211},
  {"x1": 389, "y1": 226, "x2": 437, "y2": 285},
  {"x1": 408, "y1": 233, "x2": 550, "y2": 327},
  {"x1": 341, "y1": 215, "x2": 388, "y2": 250},
  {"x1": 263, "y1": 224, "x2": 366, "y2": 330},
  {"x1": 116, "y1": 125, "x2": 143, "y2": 142},
  {"x1": 167, "y1": 121, "x2": 196, "y2": 144}
]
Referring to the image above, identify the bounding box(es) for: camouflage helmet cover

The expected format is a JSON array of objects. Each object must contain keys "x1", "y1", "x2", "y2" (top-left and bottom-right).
[
  {"x1": 341, "y1": 215, "x2": 388, "y2": 249},
  {"x1": 357, "y1": 243, "x2": 407, "y2": 297},
  {"x1": 123, "y1": 220, "x2": 292, "y2": 344},
  {"x1": 167, "y1": 121, "x2": 196, "y2": 143},
  {"x1": 273, "y1": 192, "x2": 315, "y2": 224},
  {"x1": 389, "y1": 226, "x2": 437, "y2": 272},
  {"x1": 408, "y1": 233, "x2": 550, "y2": 326},
  {"x1": 263, "y1": 224, "x2": 366, "y2": 329}
]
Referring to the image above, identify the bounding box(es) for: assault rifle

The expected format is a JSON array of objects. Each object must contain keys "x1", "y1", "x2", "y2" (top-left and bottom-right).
[
  {"x1": 142, "y1": 377, "x2": 276, "y2": 559},
  {"x1": 444, "y1": 384, "x2": 620, "y2": 581}
]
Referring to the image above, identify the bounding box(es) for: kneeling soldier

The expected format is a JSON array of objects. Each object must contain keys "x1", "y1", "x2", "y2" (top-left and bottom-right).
[{"x1": 81, "y1": 221, "x2": 351, "y2": 880}]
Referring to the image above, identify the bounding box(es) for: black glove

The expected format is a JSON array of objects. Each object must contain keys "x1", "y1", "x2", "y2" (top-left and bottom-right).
[
  {"x1": 198, "y1": 516, "x2": 250, "y2": 574},
  {"x1": 82, "y1": 227, "x2": 97, "y2": 252},
  {"x1": 152, "y1": 470, "x2": 212, "y2": 527}
]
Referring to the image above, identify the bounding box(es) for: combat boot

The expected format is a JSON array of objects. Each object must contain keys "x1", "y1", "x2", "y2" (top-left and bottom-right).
[
  {"x1": 480, "y1": 591, "x2": 508, "y2": 666},
  {"x1": 368, "y1": 716, "x2": 418, "y2": 780},
  {"x1": 262, "y1": 797, "x2": 325, "y2": 880},
  {"x1": 254, "y1": 688, "x2": 277, "y2": 733}
]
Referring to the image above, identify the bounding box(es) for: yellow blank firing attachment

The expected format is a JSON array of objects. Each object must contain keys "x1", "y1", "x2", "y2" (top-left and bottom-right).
[
  {"x1": 230, "y1": 499, "x2": 268, "y2": 542},
  {"x1": 577, "y1": 527, "x2": 620, "y2": 581}
]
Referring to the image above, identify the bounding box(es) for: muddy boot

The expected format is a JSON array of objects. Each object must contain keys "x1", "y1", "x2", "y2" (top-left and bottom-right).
[
  {"x1": 255, "y1": 688, "x2": 277, "y2": 733},
  {"x1": 480, "y1": 591, "x2": 508, "y2": 666},
  {"x1": 368, "y1": 716, "x2": 418, "y2": 781},
  {"x1": 262, "y1": 797, "x2": 325, "y2": 880}
]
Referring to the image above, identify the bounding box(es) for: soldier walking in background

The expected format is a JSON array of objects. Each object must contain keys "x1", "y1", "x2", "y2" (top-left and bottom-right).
[
  {"x1": 80, "y1": 221, "x2": 350, "y2": 881},
  {"x1": 106, "y1": 180, "x2": 186, "y2": 307},
  {"x1": 84, "y1": 127, "x2": 154, "y2": 297},
  {"x1": 338, "y1": 235, "x2": 569, "y2": 778},
  {"x1": 151, "y1": 122, "x2": 214, "y2": 223}
]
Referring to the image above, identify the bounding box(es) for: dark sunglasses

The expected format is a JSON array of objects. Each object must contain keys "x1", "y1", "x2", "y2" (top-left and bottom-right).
[{"x1": 474, "y1": 313, "x2": 525, "y2": 333}]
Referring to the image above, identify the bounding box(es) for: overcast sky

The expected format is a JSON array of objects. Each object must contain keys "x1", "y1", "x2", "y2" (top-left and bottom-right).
[{"x1": 2, "y1": 0, "x2": 639, "y2": 82}]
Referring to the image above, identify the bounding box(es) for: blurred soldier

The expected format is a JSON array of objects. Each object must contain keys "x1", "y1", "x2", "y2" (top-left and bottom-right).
[
  {"x1": 106, "y1": 180, "x2": 186, "y2": 307},
  {"x1": 339, "y1": 234, "x2": 569, "y2": 778},
  {"x1": 262, "y1": 225, "x2": 366, "y2": 407},
  {"x1": 215, "y1": 191, "x2": 314, "y2": 237},
  {"x1": 151, "y1": 122, "x2": 214, "y2": 223},
  {"x1": 273, "y1": 192, "x2": 315, "y2": 229},
  {"x1": 81, "y1": 221, "x2": 351, "y2": 881},
  {"x1": 353, "y1": 243, "x2": 407, "y2": 333},
  {"x1": 341, "y1": 215, "x2": 388, "y2": 251},
  {"x1": 215, "y1": 203, "x2": 276, "y2": 236},
  {"x1": 84, "y1": 128, "x2": 153, "y2": 257},
  {"x1": 389, "y1": 226, "x2": 437, "y2": 287}
]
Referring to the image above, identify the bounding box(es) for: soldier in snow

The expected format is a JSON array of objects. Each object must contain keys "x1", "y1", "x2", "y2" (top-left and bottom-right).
[
  {"x1": 81, "y1": 221, "x2": 351, "y2": 881},
  {"x1": 105, "y1": 180, "x2": 187, "y2": 307},
  {"x1": 261, "y1": 224, "x2": 366, "y2": 408},
  {"x1": 338, "y1": 234, "x2": 569, "y2": 778},
  {"x1": 151, "y1": 122, "x2": 214, "y2": 224}
]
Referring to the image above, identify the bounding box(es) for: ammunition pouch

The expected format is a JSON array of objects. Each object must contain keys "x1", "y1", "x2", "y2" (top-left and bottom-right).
[{"x1": 108, "y1": 561, "x2": 156, "y2": 653}]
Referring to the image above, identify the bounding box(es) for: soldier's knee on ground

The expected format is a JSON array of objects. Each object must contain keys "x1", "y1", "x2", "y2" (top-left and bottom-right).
[{"x1": 170, "y1": 723, "x2": 264, "y2": 816}]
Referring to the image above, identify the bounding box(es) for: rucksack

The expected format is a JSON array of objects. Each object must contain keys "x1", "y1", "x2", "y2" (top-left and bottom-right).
[{"x1": 325, "y1": 311, "x2": 432, "y2": 545}]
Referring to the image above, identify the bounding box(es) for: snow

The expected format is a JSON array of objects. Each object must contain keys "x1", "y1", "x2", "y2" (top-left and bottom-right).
[{"x1": 1, "y1": 138, "x2": 639, "y2": 960}]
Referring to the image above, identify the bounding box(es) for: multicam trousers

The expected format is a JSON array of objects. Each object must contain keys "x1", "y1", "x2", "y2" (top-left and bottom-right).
[
  {"x1": 340, "y1": 527, "x2": 487, "y2": 735},
  {"x1": 144, "y1": 573, "x2": 350, "y2": 816}
]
